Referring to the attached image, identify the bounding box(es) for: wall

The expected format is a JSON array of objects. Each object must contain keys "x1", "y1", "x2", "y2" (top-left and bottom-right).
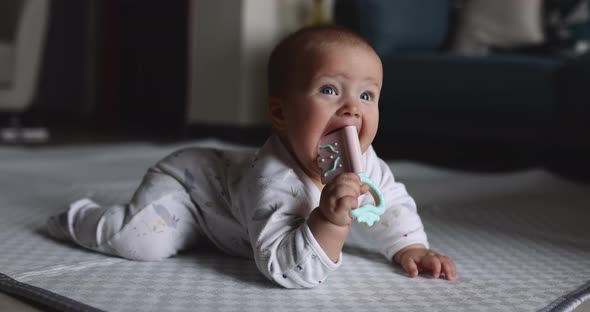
[{"x1": 188, "y1": 0, "x2": 334, "y2": 127}]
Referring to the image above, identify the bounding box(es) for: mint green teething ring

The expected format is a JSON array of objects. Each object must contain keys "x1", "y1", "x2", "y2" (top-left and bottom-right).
[{"x1": 350, "y1": 172, "x2": 385, "y2": 226}]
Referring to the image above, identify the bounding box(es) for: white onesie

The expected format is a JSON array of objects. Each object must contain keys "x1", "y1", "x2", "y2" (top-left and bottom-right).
[{"x1": 47, "y1": 135, "x2": 428, "y2": 288}]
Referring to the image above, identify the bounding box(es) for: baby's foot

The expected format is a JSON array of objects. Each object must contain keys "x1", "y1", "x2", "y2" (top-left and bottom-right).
[
  {"x1": 46, "y1": 212, "x2": 72, "y2": 241},
  {"x1": 46, "y1": 198, "x2": 100, "y2": 243}
]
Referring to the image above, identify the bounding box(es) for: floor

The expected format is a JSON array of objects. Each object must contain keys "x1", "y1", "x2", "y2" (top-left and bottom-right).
[
  {"x1": 1, "y1": 128, "x2": 589, "y2": 311},
  {"x1": 2, "y1": 291, "x2": 590, "y2": 312},
  {"x1": 0, "y1": 293, "x2": 40, "y2": 312}
]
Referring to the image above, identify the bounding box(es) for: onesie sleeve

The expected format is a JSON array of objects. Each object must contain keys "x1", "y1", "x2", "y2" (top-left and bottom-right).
[
  {"x1": 243, "y1": 170, "x2": 341, "y2": 288},
  {"x1": 347, "y1": 147, "x2": 429, "y2": 262},
  {"x1": 235, "y1": 140, "x2": 342, "y2": 289}
]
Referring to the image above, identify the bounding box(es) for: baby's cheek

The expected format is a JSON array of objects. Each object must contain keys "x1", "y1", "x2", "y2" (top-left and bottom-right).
[
  {"x1": 363, "y1": 129, "x2": 377, "y2": 147},
  {"x1": 359, "y1": 136, "x2": 372, "y2": 153}
]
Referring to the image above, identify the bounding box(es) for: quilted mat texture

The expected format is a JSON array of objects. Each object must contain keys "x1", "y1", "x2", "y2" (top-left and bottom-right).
[{"x1": 1, "y1": 140, "x2": 589, "y2": 312}]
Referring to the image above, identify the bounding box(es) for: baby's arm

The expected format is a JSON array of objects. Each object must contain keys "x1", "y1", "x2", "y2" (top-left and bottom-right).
[
  {"x1": 307, "y1": 173, "x2": 369, "y2": 262},
  {"x1": 345, "y1": 147, "x2": 458, "y2": 279},
  {"x1": 246, "y1": 167, "x2": 344, "y2": 288}
]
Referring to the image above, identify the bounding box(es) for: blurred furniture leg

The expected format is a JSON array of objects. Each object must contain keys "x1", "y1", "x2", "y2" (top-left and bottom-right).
[{"x1": 0, "y1": 0, "x2": 50, "y2": 143}]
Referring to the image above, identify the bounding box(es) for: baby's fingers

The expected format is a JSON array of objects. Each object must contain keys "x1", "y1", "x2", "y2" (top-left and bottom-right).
[
  {"x1": 360, "y1": 184, "x2": 370, "y2": 195},
  {"x1": 401, "y1": 255, "x2": 419, "y2": 278},
  {"x1": 332, "y1": 184, "x2": 361, "y2": 204},
  {"x1": 440, "y1": 256, "x2": 456, "y2": 280},
  {"x1": 421, "y1": 254, "x2": 442, "y2": 279}
]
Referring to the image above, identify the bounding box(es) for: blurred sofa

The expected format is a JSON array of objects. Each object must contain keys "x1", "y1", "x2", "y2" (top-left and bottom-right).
[{"x1": 333, "y1": 0, "x2": 590, "y2": 170}]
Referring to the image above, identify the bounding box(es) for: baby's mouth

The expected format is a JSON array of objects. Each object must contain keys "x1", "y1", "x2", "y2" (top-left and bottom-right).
[
  {"x1": 318, "y1": 125, "x2": 360, "y2": 155},
  {"x1": 316, "y1": 125, "x2": 363, "y2": 184},
  {"x1": 319, "y1": 125, "x2": 360, "y2": 157},
  {"x1": 317, "y1": 124, "x2": 361, "y2": 161},
  {"x1": 322, "y1": 124, "x2": 360, "y2": 137}
]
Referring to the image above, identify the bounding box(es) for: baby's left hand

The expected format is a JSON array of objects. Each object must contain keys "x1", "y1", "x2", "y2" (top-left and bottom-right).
[{"x1": 394, "y1": 245, "x2": 456, "y2": 280}]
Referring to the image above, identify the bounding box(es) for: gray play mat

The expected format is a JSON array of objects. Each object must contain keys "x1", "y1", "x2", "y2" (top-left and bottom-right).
[{"x1": 1, "y1": 140, "x2": 588, "y2": 311}]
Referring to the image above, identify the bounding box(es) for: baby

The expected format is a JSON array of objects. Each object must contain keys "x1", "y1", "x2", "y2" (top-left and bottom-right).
[{"x1": 47, "y1": 25, "x2": 456, "y2": 288}]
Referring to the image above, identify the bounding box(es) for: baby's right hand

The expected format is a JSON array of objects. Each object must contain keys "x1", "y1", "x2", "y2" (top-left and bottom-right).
[{"x1": 318, "y1": 173, "x2": 369, "y2": 226}]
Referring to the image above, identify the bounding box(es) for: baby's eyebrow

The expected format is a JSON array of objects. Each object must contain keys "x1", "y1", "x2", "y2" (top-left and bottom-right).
[
  {"x1": 310, "y1": 73, "x2": 382, "y2": 90},
  {"x1": 311, "y1": 73, "x2": 347, "y2": 81},
  {"x1": 363, "y1": 80, "x2": 381, "y2": 90},
  {"x1": 313, "y1": 73, "x2": 379, "y2": 83}
]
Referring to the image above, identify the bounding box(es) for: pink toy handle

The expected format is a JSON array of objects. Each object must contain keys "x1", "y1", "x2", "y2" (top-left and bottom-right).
[{"x1": 342, "y1": 126, "x2": 363, "y2": 173}]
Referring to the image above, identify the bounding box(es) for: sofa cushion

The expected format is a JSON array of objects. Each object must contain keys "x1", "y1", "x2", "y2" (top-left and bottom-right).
[
  {"x1": 557, "y1": 53, "x2": 590, "y2": 120},
  {"x1": 380, "y1": 53, "x2": 562, "y2": 114},
  {"x1": 452, "y1": 0, "x2": 545, "y2": 55},
  {"x1": 334, "y1": 0, "x2": 449, "y2": 55}
]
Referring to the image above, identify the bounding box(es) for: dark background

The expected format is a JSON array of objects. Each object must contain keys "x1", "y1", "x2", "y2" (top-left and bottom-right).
[
  {"x1": 1, "y1": 0, "x2": 589, "y2": 182},
  {"x1": 0, "y1": 0, "x2": 188, "y2": 139}
]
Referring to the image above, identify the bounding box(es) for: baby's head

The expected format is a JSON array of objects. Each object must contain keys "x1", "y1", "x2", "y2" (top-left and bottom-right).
[{"x1": 267, "y1": 25, "x2": 383, "y2": 184}]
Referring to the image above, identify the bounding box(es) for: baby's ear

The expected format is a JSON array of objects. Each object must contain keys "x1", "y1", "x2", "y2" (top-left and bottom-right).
[{"x1": 268, "y1": 96, "x2": 286, "y2": 130}]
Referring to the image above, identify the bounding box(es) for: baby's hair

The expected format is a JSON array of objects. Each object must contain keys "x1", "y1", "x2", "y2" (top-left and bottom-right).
[{"x1": 267, "y1": 24, "x2": 376, "y2": 97}]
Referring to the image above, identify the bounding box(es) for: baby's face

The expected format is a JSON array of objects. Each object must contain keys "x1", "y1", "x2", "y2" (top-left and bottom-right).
[{"x1": 277, "y1": 43, "x2": 382, "y2": 184}]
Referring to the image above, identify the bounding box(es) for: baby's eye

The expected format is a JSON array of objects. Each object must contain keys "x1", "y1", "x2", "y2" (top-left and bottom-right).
[
  {"x1": 320, "y1": 86, "x2": 337, "y2": 95},
  {"x1": 360, "y1": 92, "x2": 372, "y2": 101}
]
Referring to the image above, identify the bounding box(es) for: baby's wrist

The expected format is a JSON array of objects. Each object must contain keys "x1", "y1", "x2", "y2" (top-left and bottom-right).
[
  {"x1": 307, "y1": 208, "x2": 350, "y2": 262},
  {"x1": 393, "y1": 244, "x2": 428, "y2": 264},
  {"x1": 312, "y1": 207, "x2": 350, "y2": 229}
]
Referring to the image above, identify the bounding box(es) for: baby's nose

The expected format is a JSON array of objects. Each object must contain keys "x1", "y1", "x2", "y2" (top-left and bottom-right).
[{"x1": 339, "y1": 100, "x2": 361, "y2": 118}]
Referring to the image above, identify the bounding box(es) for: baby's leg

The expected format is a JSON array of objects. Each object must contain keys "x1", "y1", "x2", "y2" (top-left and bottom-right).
[{"x1": 47, "y1": 166, "x2": 203, "y2": 261}]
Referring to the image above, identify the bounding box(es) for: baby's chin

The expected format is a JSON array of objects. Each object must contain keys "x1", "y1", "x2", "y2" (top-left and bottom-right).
[
  {"x1": 288, "y1": 144, "x2": 322, "y2": 177},
  {"x1": 307, "y1": 152, "x2": 322, "y2": 173},
  {"x1": 359, "y1": 141, "x2": 370, "y2": 153},
  {"x1": 358, "y1": 131, "x2": 376, "y2": 153}
]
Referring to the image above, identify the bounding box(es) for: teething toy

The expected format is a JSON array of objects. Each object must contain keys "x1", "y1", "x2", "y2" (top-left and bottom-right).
[{"x1": 317, "y1": 126, "x2": 385, "y2": 226}]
